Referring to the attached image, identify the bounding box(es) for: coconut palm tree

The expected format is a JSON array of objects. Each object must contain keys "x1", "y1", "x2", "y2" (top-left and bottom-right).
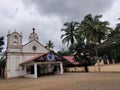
[
  {"x1": 61, "y1": 21, "x2": 79, "y2": 47},
  {"x1": 108, "y1": 18, "x2": 120, "y2": 39},
  {"x1": 79, "y1": 14, "x2": 111, "y2": 45},
  {"x1": 46, "y1": 40, "x2": 54, "y2": 50},
  {"x1": 72, "y1": 14, "x2": 112, "y2": 71}
]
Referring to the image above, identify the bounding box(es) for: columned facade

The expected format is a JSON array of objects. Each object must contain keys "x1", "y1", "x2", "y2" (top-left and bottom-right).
[
  {"x1": 60, "y1": 62, "x2": 63, "y2": 74},
  {"x1": 22, "y1": 61, "x2": 63, "y2": 78},
  {"x1": 34, "y1": 63, "x2": 37, "y2": 78}
]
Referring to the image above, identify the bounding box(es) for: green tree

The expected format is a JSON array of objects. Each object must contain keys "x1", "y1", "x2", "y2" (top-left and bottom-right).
[
  {"x1": 105, "y1": 18, "x2": 120, "y2": 63},
  {"x1": 46, "y1": 40, "x2": 54, "y2": 50},
  {"x1": 0, "y1": 37, "x2": 4, "y2": 52},
  {"x1": 0, "y1": 52, "x2": 6, "y2": 68},
  {"x1": 108, "y1": 18, "x2": 120, "y2": 39},
  {"x1": 57, "y1": 48, "x2": 70, "y2": 56},
  {"x1": 72, "y1": 37, "x2": 95, "y2": 72},
  {"x1": 60, "y1": 14, "x2": 112, "y2": 71},
  {"x1": 0, "y1": 36, "x2": 5, "y2": 77},
  {"x1": 68, "y1": 14, "x2": 112, "y2": 71},
  {"x1": 61, "y1": 21, "x2": 79, "y2": 47},
  {"x1": 79, "y1": 14, "x2": 111, "y2": 44}
]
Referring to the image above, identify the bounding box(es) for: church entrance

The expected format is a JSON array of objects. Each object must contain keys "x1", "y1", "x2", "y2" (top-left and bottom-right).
[
  {"x1": 37, "y1": 64, "x2": 59, "y2": 77},
  {"x1": 24, "y1": 61, "x2": 63, "y2": 78},
  {"x1": 25, "y1": 64, "x2": 55, "y2": 77},
  {"x1": 21, "y1": 51, "x2": 64, "y2": 78}
]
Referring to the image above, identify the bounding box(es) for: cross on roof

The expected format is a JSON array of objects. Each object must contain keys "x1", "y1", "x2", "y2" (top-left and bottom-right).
[{"x1": 32, "y1": 28, "x2": 35, "y2": 33}]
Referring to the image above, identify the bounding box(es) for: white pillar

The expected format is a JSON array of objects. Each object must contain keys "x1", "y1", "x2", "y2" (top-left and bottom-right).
[
  {"x1": 24, "y1": 65, "x2": 27, "y2": 76},
  {"x1": 34, "y1": 63, "x2": 37, "y2": 78},
  {"x1": 60, "y1": 62, "x2": 63, "y2": 74},
  {"x1": 107, "y1": 59, "x2": 110, "y2": 64}
]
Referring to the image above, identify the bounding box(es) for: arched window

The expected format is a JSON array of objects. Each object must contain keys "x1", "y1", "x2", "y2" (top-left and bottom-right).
[{"x1": 13, "y1": 35, "x2": 19, "y2": 45}]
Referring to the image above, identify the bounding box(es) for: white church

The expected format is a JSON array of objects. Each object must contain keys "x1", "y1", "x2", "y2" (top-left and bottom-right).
[{"x1": 5, "y1": 28, "x2": 63, "y2": 79}]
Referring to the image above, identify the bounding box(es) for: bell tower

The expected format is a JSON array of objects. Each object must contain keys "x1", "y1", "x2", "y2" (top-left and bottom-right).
[
  {"x1": 7, "y1": 30, "x2": 22, "y2": 52},
  {"x1": 29, "y1": 28, "x2": 39, "y2": 42},
  {"x1": 6, "y1": 30, "x2": 23, "y2": 78}
]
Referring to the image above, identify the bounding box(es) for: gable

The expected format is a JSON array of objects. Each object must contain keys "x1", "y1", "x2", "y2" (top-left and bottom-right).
[
  {"x1": 11, "y1": 32, "x2": 22, "y2": 37},
  {"x1": 35, "y1": 52, "x2": 63, "y2": 62},
  {"x1": 20, "y1": 51, "x2": 63, "y2": 65},
  {"x1": 22, "y1": 40, "x2": 49, "y2": 53}
]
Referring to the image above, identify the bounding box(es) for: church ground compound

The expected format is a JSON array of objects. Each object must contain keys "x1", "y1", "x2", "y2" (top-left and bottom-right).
[{"x1": 5, "y1": 28, "x2": 63, "y2": 79}]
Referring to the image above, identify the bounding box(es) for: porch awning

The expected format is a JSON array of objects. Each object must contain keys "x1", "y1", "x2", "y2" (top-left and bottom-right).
[
  {"x1": 20, "y1": 53, "x2": 48, "y2": 65},
  {"x1": 20, "y1": 51, "x2": 79, "y2": 66},
  {"x1": 63, "y1": 56, "x2": 79, "y2": 65}
]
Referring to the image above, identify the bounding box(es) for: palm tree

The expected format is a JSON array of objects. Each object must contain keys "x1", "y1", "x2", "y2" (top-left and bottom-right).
[
  {"x1": 46, "y1": 40, "x2": 54, "y2": 50},
  {"x1": 79, "y1": 14, "x2": 111, "y2": 45},
  {"x1": 61, "y1": 21, "x2": 79, "y2": 47},
  {"x1": 97, "y1": 21, "x2": 111, "y2": 43},
  {"x1": 108, "y1": 18, "x2": 120, "y2": 38},
  {"x1": 72, "y1": 14, "x2": 112, "y2": 71}
]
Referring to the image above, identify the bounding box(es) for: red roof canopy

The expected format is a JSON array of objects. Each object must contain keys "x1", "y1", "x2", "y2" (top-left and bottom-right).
[
  {"x1": 20, "y1": 53, "x2": 48, "y2": 65},
  {"x1": 63, "y1": 56, "x2": 79, "y2": 65},
  {"x1": 20, "y1": 52, "x2": 79, "y2": 65}
]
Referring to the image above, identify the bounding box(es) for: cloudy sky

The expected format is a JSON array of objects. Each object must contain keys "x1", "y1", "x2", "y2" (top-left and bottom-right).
[{"x1": 0, "y1": 0, "x2": 120, "y2": 51}]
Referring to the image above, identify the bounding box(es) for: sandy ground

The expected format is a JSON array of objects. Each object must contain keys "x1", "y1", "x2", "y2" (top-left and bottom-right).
[{"x1": 0, "y1": 73, "x2": 120, "y2": 90}]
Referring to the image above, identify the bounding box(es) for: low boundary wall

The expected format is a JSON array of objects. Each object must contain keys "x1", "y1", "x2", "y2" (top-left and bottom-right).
[{"x1": 66, "y1": 64, "x2": 120, "y2": 72}]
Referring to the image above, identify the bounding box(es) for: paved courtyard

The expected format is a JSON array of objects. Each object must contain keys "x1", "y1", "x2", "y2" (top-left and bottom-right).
[{"x1": 0, "y1": 73, "x2": 120, "y2": 90}]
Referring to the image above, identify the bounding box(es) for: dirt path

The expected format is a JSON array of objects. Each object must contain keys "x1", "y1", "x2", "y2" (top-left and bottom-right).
[{"x1": 0, "y1": 73, "x2": 120, "y2": 90}]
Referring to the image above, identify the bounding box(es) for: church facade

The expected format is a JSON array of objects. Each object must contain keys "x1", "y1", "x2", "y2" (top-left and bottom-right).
[{"x1": 5, "y1": 29, "x2": 63, "y2": 79}]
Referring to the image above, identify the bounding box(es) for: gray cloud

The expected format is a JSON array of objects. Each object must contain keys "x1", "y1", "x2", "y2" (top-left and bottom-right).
[
  {"x1": 0, "y1": 0, "x2": 117, "y2": 51},
  {"x1": 21, "y1": 0, "x2": 113, "y2": 21}
]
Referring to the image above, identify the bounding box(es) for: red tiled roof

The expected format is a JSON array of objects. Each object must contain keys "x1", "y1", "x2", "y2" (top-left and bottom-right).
[
  {"x1": 63, "y1": 56, "x2": 79, "y2": 65},
  {"x1": 20, "y1": 53, "x2": 79, "y2": 65},
  {"x1": 20, "y1": 53, "x2": 48, "y2": 65}
]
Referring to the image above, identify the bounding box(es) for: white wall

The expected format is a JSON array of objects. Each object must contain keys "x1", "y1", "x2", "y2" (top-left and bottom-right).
[
  {"x1": 6, "y1": 31, "x2": 49, "y2": 78},
  {"x1": 22, "y1": 41, "x2": 49, "y2": 53},
  {"x1": 66, "y1": 64, "x2": 120, "y2": 72}
]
